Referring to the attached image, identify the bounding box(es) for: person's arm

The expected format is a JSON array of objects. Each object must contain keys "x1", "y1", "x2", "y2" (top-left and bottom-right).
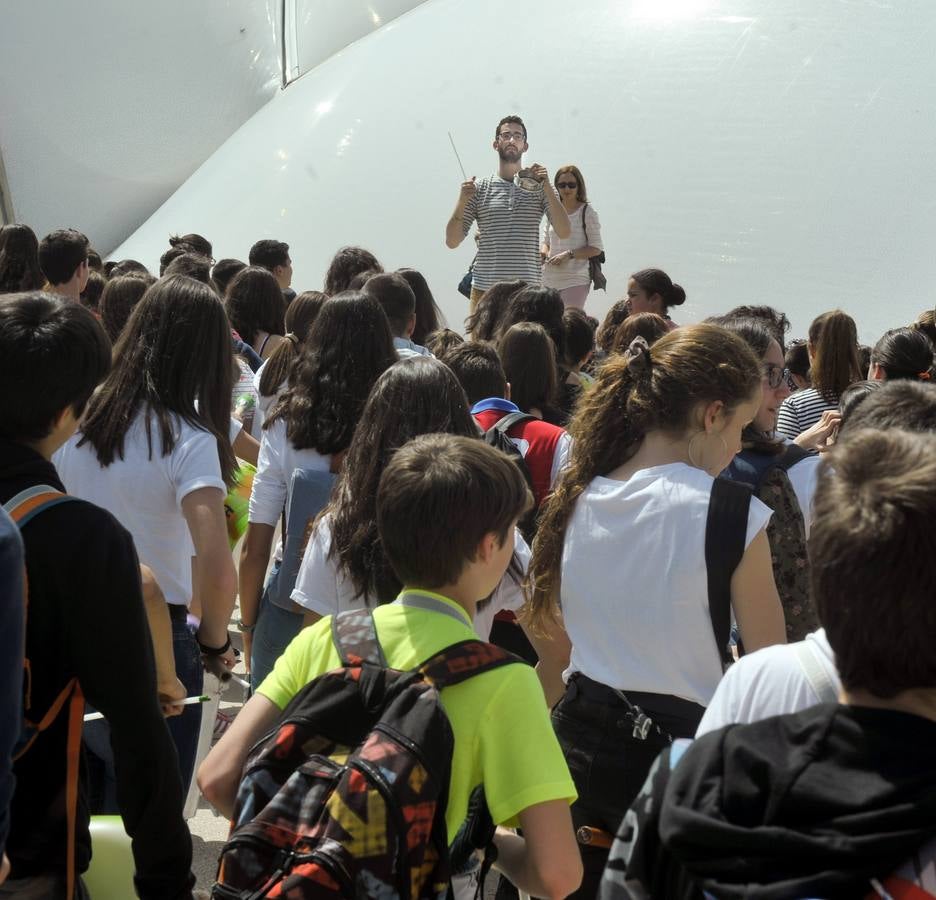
[
  {"x1": 233, "y1": 428, "x2": 259, "y2": 466},
  {"x1": 522, "y1": 614, "x2": 572, "y2": 708},
  {"x1": 493, "y1": 800, "x2": 582, "y2": 899},
  {"x1": 182, "y1": 487, "x2": 237, "y2": 664},
  {"x1": 139, "y1": 565, "x2": 185, "y2": 716},
  {"x1": 446, "y1": 178, "x2": 477, "y2": 248},
  {"x1": 793, "y1": 409, "x2": 841, "y2": 451},
  {"x1": 731, "y1": 529, "x2": 786, "y2": 652},
  {"x1": 198, "y1": 692, "x2": 281, "y2": 818},
  {"x1": 534, "y1": 167, "x2": 571, "y2": 239},
  {"x1": 238, "y1": 523, "x2": 275, "y2": 671}
]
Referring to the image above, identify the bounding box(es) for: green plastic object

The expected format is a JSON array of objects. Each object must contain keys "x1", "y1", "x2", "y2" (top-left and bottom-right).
[{"x1": 85, "y1": 815, "x2": 136, "y2": 899}]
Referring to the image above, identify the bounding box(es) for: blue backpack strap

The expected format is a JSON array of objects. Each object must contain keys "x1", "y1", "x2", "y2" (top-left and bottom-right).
[
  {"x1": 3, "y1": 485, "x2": 75, "y2": 527},
  {"x1": 331, "y1": 609, "x2": 386, "y2": 667}
]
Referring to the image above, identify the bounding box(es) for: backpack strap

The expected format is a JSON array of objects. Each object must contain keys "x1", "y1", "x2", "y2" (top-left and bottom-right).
[
  {"x1": 484, "y1": 410, "x2": 535, "y2": 440},
  {"x1": 332, "y1": 609, "x2": 387, "y2": 667},
  {"x1": 419, "y1": 639, "x2": 522, "y2": 690},
  {"x1": 3, "y1": 484, "x2": 75, "y2": 526},
  {"x1": 792, "y1": 640, "x2": 838, "y2": 703},
  {"x1": 706, "y1": 478, "x2": 753, "y2": 669},
  {"x1": 771, "y1": 442, "x2": 811, "y2": 476}
]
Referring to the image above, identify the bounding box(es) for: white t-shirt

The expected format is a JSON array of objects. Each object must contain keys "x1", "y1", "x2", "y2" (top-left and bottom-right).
[
  {"x1": 542, "y1": 204, "x2": 603, "y2": 291},
  {"x1": 695, "y1": 629, "x2": 840, "y2": 737},
  {"x1": 252, "y1": 362, "x2": 282, "y2": 436},
  {"x1": 785, "y1": 452, "x2": 821, "y2": 538},
  {"x1": 561, "y1": 463, "x2": 772, "y2": 707},
  {"x1": 291, "y1": 516, "x2": 530, "y2": 641},
  {"x1": 54, "y1": 414, "x2": 226, "y2": 607}
]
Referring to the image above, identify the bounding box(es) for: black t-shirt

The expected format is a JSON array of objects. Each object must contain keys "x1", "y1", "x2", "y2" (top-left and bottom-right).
[{"x1": 0, "y1": 439, "x2": 195, "y2": 899}]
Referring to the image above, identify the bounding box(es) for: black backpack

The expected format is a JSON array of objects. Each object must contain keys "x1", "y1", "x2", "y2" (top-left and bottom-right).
[
  {"x1": 213, "y1": 598, "x2": 523, "y2": 899},
  {"x1": 480, "y1": 411, "x2": 538, "y2": 538}
]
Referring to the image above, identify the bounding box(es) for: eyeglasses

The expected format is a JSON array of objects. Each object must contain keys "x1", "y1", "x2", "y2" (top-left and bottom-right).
[
  {"x1": 556, "y1": 182, "x2": 578, "y2": 189},
  {"x1": 762, "y1": 364, "x2": 791, "y2": 389},
  {"x1": 497, "y1": 131, "x2": 526, "y2": 142}
]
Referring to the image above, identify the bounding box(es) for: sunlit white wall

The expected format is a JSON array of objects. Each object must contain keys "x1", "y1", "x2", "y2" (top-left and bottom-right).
[
  {"x1": 0, "y1": 0, "x2": 281, "y2": 254},
  {"x1": 112, "y1": 0, "x2": 936, "y2": 341}
]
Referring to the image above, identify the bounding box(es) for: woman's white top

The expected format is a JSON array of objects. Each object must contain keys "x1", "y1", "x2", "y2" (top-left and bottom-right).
[
  {"x1": 561, "y1": 463, "x2": 772, "y2": 707},
  {"x1": 54, "y1": 414, "x2": 226, "y2": 607},
  {"x1": 291, "y1": 516, "x2": 530, "y2": 642},
  {"x1": 785, "y1": 450, "x2": 821, "y2": 539},
  {"x1": 542, "y1": 204, "x2": 603, "y2": 290},
  {"x1": 252, "y1": 362, "x2": 283, "y2": 435}
]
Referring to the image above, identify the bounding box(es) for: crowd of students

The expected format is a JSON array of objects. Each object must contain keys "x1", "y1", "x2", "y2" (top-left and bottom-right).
[{"x1": 1, "y1": 213, "x2": 935, "y2": 900}]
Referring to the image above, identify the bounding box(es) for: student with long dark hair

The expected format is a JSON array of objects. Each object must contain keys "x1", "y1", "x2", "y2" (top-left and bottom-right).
[
  {"x1": 224, "y1": 266, "x2": 287, "y2": 361},
  {"x1": 464, "y1": 278, "x2": 525, "y2": 340},
  {"x1": 868, "y1": 326, "x2": 935, "y2": 382},
  {"x1": 291, "y1": 356, "x2": 529, "y2": 641},
  {"x1": 610, "y1": 312, "x2": 670, "y2": 353},
  {"x1": 55, "y1": 275, "x2": 238, "y2": 792},
  {"x1": 777, "y1": 310, "x2": 861, "y2": 439},
  {"x1": 0, "y1": 224, "x2": 44, "y2": 293},
  {"x1": 240, "y1": 292, "x2": 397, "y2": 687},
  {"x1": 397, "y1": 268, "x2": 444, "y2": 345},
  {"x1": 526, "y1": 325, "x2": 785, "y2": 896},
  {"x1": 99, "y1": 273, "x2": 155, "y2": 342},
  {"x1": 323, "y1": 246, "x2": 382, "y2": 295},
  {"x1": 499, "y1": 322, "x2": 560, "y2": 421}
]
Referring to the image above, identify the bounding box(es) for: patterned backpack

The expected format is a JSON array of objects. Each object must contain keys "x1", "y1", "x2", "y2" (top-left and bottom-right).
[{"x1": 213, "y1": 599, "x2": 521, "y2": 899}]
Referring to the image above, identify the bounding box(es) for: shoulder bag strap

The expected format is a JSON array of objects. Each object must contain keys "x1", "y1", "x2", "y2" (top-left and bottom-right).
[
  {"x1": 4, "y1": 484, "x2": 74, "y2": 526},
  {"x1": 792, "y1": 640, "x2": 838, "y2": 703},
  {"x1": 772, "y1": 442, "x2": 811, "y2": 475},
  {"x1": 420, "y1": 639, "x2": 523, "y2": 689},
  {"x1": 331, "y1": 608, "x2": 386, "y2": 667},
  {"x1": 488, "y1": 411, "x2": 535, "y2": 437},
  {"x1": 706, "y1": 477, "x2": 753, "y2": 669},
  {"x1": 581, "y1": 203, "x2": 589, "y2": 246}
]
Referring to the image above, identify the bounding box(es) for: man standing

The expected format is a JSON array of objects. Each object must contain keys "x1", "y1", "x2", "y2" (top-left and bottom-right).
[
  {"x1": 248, "y1": 239, "x2": 294, "y2": 304},
  {"x1": 445, "y1": 116, "x2": 571, "y2": 312},
  {"x1": 38, "y1": 229, "x2": 90, "y2": 302}
]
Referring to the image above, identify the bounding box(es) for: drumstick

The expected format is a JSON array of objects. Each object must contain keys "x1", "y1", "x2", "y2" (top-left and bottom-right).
[{"x1": 448, "y1": 131, "x2": 468, "y2": 181}]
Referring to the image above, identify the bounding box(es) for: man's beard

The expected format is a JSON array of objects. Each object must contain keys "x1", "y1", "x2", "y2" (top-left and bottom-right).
[{"x1": 498, "y1": 146, "x2": 522, "y2": 163}]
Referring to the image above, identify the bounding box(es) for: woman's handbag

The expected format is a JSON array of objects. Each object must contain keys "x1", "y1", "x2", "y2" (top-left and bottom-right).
[{"x1": 582, "y1": 204, "x2": 607, "y2": 291}]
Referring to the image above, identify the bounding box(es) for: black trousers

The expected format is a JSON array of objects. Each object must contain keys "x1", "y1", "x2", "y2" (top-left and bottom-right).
[{"x1": 552, "y1": 675, "x2": 704, "y2": 899}]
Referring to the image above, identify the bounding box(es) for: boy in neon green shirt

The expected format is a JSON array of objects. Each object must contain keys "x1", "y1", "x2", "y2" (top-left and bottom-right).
[{"x1": 199, "y1": 434, "x2": 581, "y2": 898}]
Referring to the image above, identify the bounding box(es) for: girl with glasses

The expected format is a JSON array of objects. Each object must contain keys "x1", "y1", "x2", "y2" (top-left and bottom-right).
[{"x1": 541, "y1": 165, "x2": 604, "y2": 310}]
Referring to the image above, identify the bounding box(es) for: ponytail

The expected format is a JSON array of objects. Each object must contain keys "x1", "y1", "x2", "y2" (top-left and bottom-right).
[
  {"x1": 809, "y1": 310, "x2": 861, "y2": 400},
  {"x1": 258, "y1": 290, "x2": 328, "y2": 399}
]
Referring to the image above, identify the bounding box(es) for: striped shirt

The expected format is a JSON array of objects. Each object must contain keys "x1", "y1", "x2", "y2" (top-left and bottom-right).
[
  {"x1": 461, "y1": 175, "x2": 551, "y2": 291},
  {"x1": 776, "y1": 387, "x2": 839, "y2": 440}
]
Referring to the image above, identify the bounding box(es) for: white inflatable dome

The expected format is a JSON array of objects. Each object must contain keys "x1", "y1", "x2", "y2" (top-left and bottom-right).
[{"x1": 110, "y1": 0, "x2": 936, "y2": 340}]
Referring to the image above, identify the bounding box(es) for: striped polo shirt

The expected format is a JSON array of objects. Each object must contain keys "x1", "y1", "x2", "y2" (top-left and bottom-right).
[
  {"x1": 776, "y1": 387, "x2": 839, "y2": 440},
  {"x1": 461, "y1": 175, "x2": 551, "y2": 291}
]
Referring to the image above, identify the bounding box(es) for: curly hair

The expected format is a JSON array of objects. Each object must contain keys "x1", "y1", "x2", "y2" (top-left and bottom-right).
[{"x1": 323, "y1": 246, "x2": 382, "y2": 295}]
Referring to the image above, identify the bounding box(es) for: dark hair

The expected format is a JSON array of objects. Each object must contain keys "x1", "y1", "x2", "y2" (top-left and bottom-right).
[
  {"x1": 870, "y1": 327, "x2": 935, "y2": 381},
  {"x1": 328, "y1": 357, "x2": 479, "y2": 603},
  {"x1": 99, "y1": 274, "x2": 154, "y2": 343},
  {"x1": 840, "y1": 379, "x2": 936, "y2": 437},
  {"x1": 499, "y1": 322, "x2": 558, "y2": 415},
  {"x1": 168, "y1": 233, "x2": 212, "y2": 258},
  {"x1": 224, "y1": 266, "x2": 286, "y2": 346},
  {"x1": 362, "y1": 272, "x2": 415, "y2": 336},
  {"x1": 808, "y1": 310, "x2": 861, "y2": 401},
  {"x1": 79, "y1": 270, "x2": 106, "y2": 312},
  {"x1": 527, "y1": 324, "x2": 761, "y2": 629},
  {"x1": 498, "y1": 285, "x2": 565, "y2": 359},
  {"x1": 709, "y1": 316, "x2": 783, "y2": 454},
  {"x1": 0, "y1": 292, "x2": 111, "y2": 440},
  {"x1": 324, "y1": 246, "x2": 382, "y2": 295},
  {"x1": 630, "y1": 268, "x2": 686, "y2": 314},
  {"x1": 163, "y1": 252, "x2": 212, "y2": 284},
  {"x1": 725, "y1": 305, "x2": 790, "y2": 353},
  {"x1": 858, "y1": 344, "x2": 872, "y2": 376},
  {"x1": 159, "y1": 246, "x2": 186, "y2": 276},
  {"x1": 379, "y1": 434, "x2": 532, "y2": 590},
  {"x1": 108, "y1": 259, "x2": 150, "y2": 280},
  {"x1": 424, "y1": 328, "x2": 465, "y2": 358},
  {"x1": 397, "y1": 268, "x2": 443, "y2": 345},
  {"x1": 38, "y1": 229, "x2": 89, "y2": 286},
  {"x1": 553, "y1": 165, "x2": 587, "y2": 203},
  {"x1": 267, "y1": 291, "x2": 396, "y2": 454},
  {"x1": 87, "y1": 249, "x2": 103, "y2": 273},
  {"x1": 465, "y1": 280, "x2": 525, "y2": 341},
  {"x1": 611, "y1": 312, "x2": 670, "y2": 353},
  {"x1": 441, "y1": 340, "x2": 507, "y2": 405},
  {"x1": 812, "y1": 429, "x2": 936, "y2": 695},
  {"x1": 0, "y1": 224, "x2": 45, "y2": 292},
  {"x1": 912, "y1": 309, "x2": 936, "y2": 347},
  {"x1": 596, "y1": 298, "x2": 632, "y2": 356},
  {"x1": 563, "y1": 307, "x2": 595, "y2": 367},
  {"x1": 785, "y1": 339, "x2": 810, "y2": 382},
  {"x1": 495, "y1": 114, "x2": 527, "y2": 140},
  {"x1": 211, "y1": 258, "x2": 246, "y2": 297},
  {"x1": 78, "y1": 275, "x2": 236, "y2": 486},
  {"x1": 249, "y1": 239, "x2": 290, "y2": 272},
  {"x1": 258, "y1": 290, "x2": 328, "y2": 398},
  {"x1": 838, "y1": 380, "x2": 880, "y2": 423}
]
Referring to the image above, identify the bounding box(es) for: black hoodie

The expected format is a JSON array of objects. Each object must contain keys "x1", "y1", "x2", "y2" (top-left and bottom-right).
[
  {"x1": 604, "y1": 703, "x2": 936, "y2": 899},
  {"x1": 0, "y1": 438, "x2": 195, "y2": 899}
]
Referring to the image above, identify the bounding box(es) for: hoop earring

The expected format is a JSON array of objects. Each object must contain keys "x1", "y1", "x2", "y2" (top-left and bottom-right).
[{"x1": 687, "y1": 431, "x2": 729, "y2": 471}]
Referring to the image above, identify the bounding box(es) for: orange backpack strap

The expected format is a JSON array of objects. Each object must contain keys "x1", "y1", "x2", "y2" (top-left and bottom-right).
[{"x1": 3, "y1": 484, "x2": 75, "y2": 526}]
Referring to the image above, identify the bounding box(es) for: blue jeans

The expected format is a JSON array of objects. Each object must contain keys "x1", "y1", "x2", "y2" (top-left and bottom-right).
[
  {"x1": 165, "y1": 620, "x2": 204, "y2": 795},
  {"x1": 250, "y1": 591, "x2": 304, "y2": 692}
]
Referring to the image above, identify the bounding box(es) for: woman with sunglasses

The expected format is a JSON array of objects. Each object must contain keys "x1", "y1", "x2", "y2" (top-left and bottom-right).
[
  {"x1": 713, "y1": 316, "x2": 821, "y2": 641},
  {"x1": 541, "y1": 165, "x2": 604, "y2": 310}
]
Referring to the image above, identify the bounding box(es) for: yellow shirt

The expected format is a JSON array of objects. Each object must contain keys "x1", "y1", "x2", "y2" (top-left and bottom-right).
[{"x1": 258, "y1": 589, "x2": 576, "y2": 840}]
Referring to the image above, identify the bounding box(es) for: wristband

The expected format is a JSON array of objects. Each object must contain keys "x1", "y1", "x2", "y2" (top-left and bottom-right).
[
  {"x1": 236, "y1": 618, "x2": 256, "y2": 634},
  {"x1": 197, "y1": 634, "x2": 232, "y2": 656}
]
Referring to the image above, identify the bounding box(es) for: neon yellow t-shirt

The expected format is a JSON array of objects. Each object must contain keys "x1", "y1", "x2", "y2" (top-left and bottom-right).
[{"x1": 258, "y1": 589, "x2": 576, "y2": 840}]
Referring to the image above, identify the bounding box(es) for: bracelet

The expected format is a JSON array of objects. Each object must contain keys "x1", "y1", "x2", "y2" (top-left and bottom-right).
[
  {"x1": 236, "y1": 618, "x2": 256, "y2": 634},
  {"x1": 197, "y1": 634, "x2": 232, "y2": 656}
]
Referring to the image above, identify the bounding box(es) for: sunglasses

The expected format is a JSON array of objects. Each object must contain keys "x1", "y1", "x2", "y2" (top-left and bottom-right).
[{"x1": 556, "y1": 181, "x2": 578, "y2": 189}]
